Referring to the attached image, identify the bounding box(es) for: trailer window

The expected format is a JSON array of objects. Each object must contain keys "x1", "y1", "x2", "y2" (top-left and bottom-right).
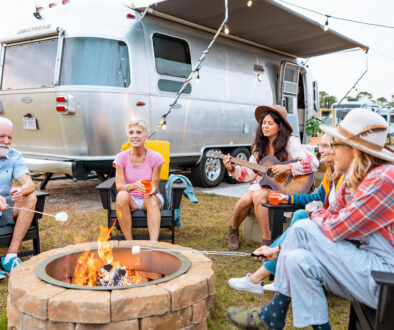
[
  {"x1": 152, "y1": 33, "x2": 191, "y2": 78},
  {"x1": 60, "y1": 37, "x2": 130, "y2": 87},
  {"x1": 1, "y1": 39, "x2": 57, "y2": 90}
]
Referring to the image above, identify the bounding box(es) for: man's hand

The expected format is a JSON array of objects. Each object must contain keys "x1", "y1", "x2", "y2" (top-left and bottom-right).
[
  {"x1": 0, "y1": 195, "x2": 9, "y2": 212},
  {"x1": 251, "y1": 245, "x2": 280, "y2": 261},
  {"x1": 10, "y1": 187, "x2": 23, "y2": 203}
]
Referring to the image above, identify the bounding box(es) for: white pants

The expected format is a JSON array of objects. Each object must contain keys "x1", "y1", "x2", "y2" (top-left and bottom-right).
[{"x1": 274, "y1": 220, "x2": 393, "y2": 328}]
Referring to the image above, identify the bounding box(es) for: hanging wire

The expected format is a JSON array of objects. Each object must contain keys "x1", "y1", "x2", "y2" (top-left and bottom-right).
[
  {"x1": 337, "y1": 52, "x2": 369, "y2": 106},
  {"x1": 149, "y1": 0, "x2": 229, "y2": 138},
  {"x1": 277, "y1": 0, "x2": 394, "y2": 29}
]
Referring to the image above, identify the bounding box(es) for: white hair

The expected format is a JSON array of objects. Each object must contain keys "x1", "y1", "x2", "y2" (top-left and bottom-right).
[
  {"x1": 127, "y1": 119, "x2": 148, "y2": 134},
  {"x1": 0, "y1": 117, "x2": 13, "y2": 128}
]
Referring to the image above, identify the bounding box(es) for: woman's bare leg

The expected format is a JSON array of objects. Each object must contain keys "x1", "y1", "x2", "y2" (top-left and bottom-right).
[
  {"x1": 252, "y1": 188, "x2": 271, "y2": 242},
  {"x1": 250, "y1": 265, "x2": 271, "y2": 284},
  {"x1": 116, "y1": 191, "x2": 138, "y2": 240},
  {"x1": 143, "y1": 195, "x2": 162, "y2": 241},
  {"x1": 231, "y1": 190, "x2": 254, "y2": 229}
]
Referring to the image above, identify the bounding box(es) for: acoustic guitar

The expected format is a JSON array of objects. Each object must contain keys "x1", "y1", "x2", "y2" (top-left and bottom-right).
[{"x1": 207, "y1": 150, "x2": 314, "y2": 195}]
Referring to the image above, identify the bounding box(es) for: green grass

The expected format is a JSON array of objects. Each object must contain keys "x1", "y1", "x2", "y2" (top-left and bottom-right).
[{"x1": 0, "y1": 191, "x2": 350, "y2": 329}]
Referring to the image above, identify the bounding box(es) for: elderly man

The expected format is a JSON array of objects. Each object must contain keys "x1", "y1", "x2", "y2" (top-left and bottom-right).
[{"x1": 0, "y1": 117, "x2": 36, "y2": 279}]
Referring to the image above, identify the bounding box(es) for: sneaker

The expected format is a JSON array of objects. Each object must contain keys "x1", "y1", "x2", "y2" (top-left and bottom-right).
[
  {"x1": 0, "y1": 270, "x2": 5, "y2": 280},
  {"x1": 227, "y1": 306, "x2": 270, "y2": 329},
  {"x1": 263, "y1": 282, "x2": 276, "y2": 292},
  {"x1": 1, "y1": 256, "x2": 22, "y2": 273},
  {"x1": 228, "y1": 273, "x2": 264, "y2": 294}
]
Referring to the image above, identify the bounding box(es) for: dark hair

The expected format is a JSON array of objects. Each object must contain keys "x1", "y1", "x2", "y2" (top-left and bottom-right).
[{"x1": 252, "y1": 110, "x2": 291, "y2": 162}]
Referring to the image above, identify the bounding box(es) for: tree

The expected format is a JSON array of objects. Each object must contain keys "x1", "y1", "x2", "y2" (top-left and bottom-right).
[
  {"x1": 319, "y1": 91, "x2": 337, "y2": 109},
  {"x1": 377, "y1": 97, "x2": 388, "y2": 107},
  {"x1": 357, "y1": 91, "x2": 373, "y2": 100}
]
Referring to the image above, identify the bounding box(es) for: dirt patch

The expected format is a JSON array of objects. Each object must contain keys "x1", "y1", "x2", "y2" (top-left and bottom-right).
[{"x1": 34, "y1": 177, "x2": 103, "y2": 212}]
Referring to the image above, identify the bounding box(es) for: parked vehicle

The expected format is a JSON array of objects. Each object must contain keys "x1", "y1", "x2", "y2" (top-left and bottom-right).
[
  {"x1": 0, "y1": 0, "x2": 366, "y2": 187},
  {"x1": 331, "y1": 98, "x2": 381, "y2": 123},
  {"x1": 377, "y1": 108, "x2": 394, "y2": 144}
]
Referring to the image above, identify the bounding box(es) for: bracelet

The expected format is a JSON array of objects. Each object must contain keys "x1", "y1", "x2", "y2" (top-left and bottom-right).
[
  {"x1": 125, "y1": 184, "x2": 130, "y2": 192},
  {"x1": 278, "y1": 245, "x2": 281, "y2": 254}
]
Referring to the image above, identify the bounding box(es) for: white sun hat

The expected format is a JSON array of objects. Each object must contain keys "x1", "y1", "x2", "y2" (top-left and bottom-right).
[{"x1": 320, "y1": 108, "x2": 394, "y2": 162}]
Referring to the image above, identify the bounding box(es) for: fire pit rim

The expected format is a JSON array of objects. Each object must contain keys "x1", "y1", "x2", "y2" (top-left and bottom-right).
[{"x1": 35, "y1": 246, "x2": 191, "y2": 290}]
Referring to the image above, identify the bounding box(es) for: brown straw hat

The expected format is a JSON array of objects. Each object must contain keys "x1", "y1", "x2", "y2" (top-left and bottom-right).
[
  {"x1": 255, "y1": 105, "x2": 293, "y2": 133},
  {"x1": 321, "y1": 108, "x2": 394, "y2": 162}
]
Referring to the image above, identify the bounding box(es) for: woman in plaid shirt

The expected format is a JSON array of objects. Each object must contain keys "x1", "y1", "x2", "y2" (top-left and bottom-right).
[{"x1": 227, "y1": 108, "x2": 393, "y2": 329}]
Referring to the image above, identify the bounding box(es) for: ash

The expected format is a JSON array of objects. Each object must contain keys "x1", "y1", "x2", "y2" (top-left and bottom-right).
[{"x1": 96, "y1": 264, "x2": 128, "y2": 287}]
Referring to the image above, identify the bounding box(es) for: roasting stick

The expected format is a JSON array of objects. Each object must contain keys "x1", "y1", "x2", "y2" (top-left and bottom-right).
[
  {"x1": 131, "y1": 246, "x2": 264, "y2": 258},
  {"x1": 9, "y1": 206, "x2": 68, "y2": 222}
]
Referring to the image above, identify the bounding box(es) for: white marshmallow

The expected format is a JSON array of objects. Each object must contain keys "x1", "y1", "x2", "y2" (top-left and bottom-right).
[
  {"x1": 132, "y1": 246, "x2": 141, "y2": 254},
  {"x1": 55, "y1": 212, "x2": 68, "y2": 222}
]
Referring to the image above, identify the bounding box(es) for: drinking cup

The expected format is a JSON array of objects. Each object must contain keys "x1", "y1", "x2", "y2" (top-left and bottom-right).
[{"x1": 140, "y1": 180, "x2": 152, "y2": 194}]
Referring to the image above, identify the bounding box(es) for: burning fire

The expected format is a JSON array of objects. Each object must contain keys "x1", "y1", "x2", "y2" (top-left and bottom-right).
[{"x1": 72, "y1": 220, "x2": 142, "y2": 286}]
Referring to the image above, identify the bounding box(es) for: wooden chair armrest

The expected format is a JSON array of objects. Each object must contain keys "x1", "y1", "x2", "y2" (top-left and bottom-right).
[
  {"x1": 372, "y1": 270, "x2": 394, "y2": 286},
  {"x1": 35, "y1": 191, "x2": 49, "y2": 218},
  {"x1": 96, "y1": 177, "x2": 116, "y2": 210},
  {"x1": 171, "y1": 182, "x2": 186, "y2": 210}
]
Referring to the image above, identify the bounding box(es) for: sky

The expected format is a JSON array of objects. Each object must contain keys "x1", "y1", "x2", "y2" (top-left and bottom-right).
[
  {"x1": 0, "y1": 0, "x2": 393, "y2": 101},
  {"x1": 275, "y1": 0, "x2": 394, "y2": 102}
]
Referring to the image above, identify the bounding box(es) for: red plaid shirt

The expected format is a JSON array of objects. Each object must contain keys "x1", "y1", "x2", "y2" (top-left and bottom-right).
[{"x1": 311, "y1": 165, "x2": 394, "y2": 247}]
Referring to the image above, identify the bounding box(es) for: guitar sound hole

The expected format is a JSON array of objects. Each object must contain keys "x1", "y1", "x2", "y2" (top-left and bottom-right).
[{"x1": 266, "y1": 168, "x2": 273, "y2": 177}]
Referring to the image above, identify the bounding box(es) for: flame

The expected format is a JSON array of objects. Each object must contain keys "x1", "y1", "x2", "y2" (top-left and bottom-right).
[{"x1": 71, "y1": 219, "x2": 145, "y2": 287}]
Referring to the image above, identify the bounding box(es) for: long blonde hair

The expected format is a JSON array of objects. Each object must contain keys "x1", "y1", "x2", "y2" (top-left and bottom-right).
[{"x1": 347, "y1": 149, "x2": 389, "y2": 191}]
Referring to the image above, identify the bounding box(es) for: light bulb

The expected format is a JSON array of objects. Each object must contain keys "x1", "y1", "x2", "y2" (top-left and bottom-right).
[
  {"x1": 224, "y1": 24, "x2": 230, "y2": 35},
  {"x1": 162, "y1": 120, "x2": 167, "y2": 130},
  {"x1": 323, "y1": 17, "x2": 329, "y2": 31},
  {"x1": 196, "y1": 70, "x2": 200, "y2": 83},
  {"x1": 247, "y1": 0, "x2": 253, "y2": 7}
]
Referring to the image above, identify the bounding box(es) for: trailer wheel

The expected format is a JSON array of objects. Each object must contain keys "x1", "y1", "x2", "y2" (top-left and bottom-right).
[
  {"x1": 224, "y1": 147, "x2": 251, "y2": 183},
  {"x1": 191, "y1": 149, "x2": 225, "y2": 188}
]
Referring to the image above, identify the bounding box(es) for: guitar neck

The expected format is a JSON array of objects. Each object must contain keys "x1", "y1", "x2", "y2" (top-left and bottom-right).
[{"x1": 218, "y1": 154, "x2": 268, "y2": 173}]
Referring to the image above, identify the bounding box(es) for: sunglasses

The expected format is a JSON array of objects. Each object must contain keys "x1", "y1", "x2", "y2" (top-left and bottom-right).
[{"x1": 330, "y1": 142, "x2": 346, "y2": 148}]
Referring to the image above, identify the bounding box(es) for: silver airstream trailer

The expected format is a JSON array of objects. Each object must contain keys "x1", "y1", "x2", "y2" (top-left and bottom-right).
[{"x1": 0, "y1": 0, "x2": 367, "y2": 187}]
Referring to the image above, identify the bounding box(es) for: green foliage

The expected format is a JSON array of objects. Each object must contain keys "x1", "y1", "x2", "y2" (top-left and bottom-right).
[
  {"x1": 357, "y1": 91, "x2": 373, "y2": 100},
  {"x1": 305, "y1": 116, "x2": 323, "y2": 137},
  {"x1": 319, "y1": 91, "x2": 337, "y2": 109}
]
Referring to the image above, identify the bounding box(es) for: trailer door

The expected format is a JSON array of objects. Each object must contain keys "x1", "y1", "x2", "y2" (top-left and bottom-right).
[{"x1": 278, "y1": 61, "x2": 300, "y2": 137}]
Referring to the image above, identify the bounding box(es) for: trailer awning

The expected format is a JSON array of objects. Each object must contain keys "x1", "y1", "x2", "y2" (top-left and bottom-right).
[{"x1": 142, "y1": 0, "x2": 368, "y2": 58}]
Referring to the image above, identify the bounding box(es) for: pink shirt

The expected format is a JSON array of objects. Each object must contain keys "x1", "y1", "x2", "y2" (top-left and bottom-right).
[{"x1": 113, "y1": 149, "x2": 164, "y2": 199}]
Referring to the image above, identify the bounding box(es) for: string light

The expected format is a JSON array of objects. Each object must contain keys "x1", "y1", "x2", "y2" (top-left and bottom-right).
[
  {"x1": 323, "y1": 15, "x2": 329, "y2": 31},
  {"x1": 247, "y1": 0, "x2": 253, "y2": 7},
  {"x1": 278, "y1": 0, "x2": 394, "y2": 29},
  {"x1": 224, "y1": 24, "x2": 230, "y2": 35}
]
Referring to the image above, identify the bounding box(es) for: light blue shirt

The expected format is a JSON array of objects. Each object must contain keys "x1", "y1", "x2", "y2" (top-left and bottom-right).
[{"x1": 0, "y1": 148, "x2": 29, "y2": 197}]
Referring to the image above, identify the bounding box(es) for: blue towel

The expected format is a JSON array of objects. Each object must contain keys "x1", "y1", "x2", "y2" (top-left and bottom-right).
[{"x1": 165, "y1": 174, "x2": 198, "y2": 227}]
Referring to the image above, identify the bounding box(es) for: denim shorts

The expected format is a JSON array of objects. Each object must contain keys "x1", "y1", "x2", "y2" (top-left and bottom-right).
[
  {"x1": 0, "y1": 196, "x2": 14, "y2": 227},
  {"x1": 131, "y1": 193, "x2": 164, "y2": 210}
]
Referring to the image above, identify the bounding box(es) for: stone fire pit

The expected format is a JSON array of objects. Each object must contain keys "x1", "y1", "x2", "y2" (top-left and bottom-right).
[{"x1": 7, "y1": 241, "x2": 215, "y2": 330}]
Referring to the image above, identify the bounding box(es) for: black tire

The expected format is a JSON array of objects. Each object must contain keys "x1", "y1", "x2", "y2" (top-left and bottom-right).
[
  {"x1": 191, "y1": 149, "x2": 226, "y2": 188},
  {"x1": 224, "y1": 147, "x2": 251, "y2": 184}
]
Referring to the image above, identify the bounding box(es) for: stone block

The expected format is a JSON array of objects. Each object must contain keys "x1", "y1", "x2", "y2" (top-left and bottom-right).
[
  {"x1": 75, "y1": 319, "x2": 138, "y2": 330},
  {"x1": 191, "y1": 300, "x2": 207, "y2": 324},
  {"x1": 6, "y1": 295, "x2": 20, "y2": 329},
  {"x1": 158, "y1": 274, "x2": 208, "y2": 311},
  {"x1": 140, "y1": 306, "x2": 192, "y2": 330},
  {"x1": 111, "y1": 285, "x2": 170, "y2": 321},
  {"x1": 241, "y1": 210, "x2": 263, "y2": 243},
  {"x1": 206, "y1": 294, "x2": 215, "y2": 316},
  {"x1": 194, "y1": 318, "x2": 208, "y2": 330},
  {"x1": 187, "y1": 263, "x2": 215, "y2": 295},
  {"x1": 15, "y1": 282, "x2": 66, "y2": 320},
  {"x1": 20, "y1": 313, "x2": 75, "y2": 330},
  {"x1": 9, "y1": 273, "x2": 44, "y2": 304},
  {"x1": 48, "y1": 290, "x2": 110, "y2": 324}
]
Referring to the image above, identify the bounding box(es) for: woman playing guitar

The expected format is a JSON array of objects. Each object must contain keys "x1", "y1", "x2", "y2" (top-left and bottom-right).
[{"x1": 224, "y1": 105, "x2": 318, "y2": 250}]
